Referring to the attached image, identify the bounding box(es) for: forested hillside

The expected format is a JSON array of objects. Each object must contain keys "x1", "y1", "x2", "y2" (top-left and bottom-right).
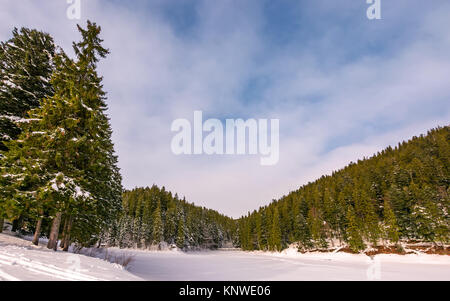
[
  {"x1": 106, "y1": 186, "x2": 237, "y2": 249},
  {"x1": 106, "y1": 126, "x2": 449, "y2": 252},
  {"x1": 238, "y1": 126, "x2": 449, "y2": 252}
]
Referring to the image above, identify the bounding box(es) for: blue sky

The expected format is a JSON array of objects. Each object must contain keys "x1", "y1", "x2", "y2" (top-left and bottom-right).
[{"x1": 1, "y1": 0, "x2": 449, "y2": 217}]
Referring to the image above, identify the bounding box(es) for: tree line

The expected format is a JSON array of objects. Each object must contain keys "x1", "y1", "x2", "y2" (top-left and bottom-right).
[
  {"x1": 237, "y1": 126, "x2": 449, "y2": 252},
  {"x1": 106, "y1": 186, "x2": 237, "y2": 249},
  {"x1": 107, "y1": 126, "x2": 449, "y2": 252}
]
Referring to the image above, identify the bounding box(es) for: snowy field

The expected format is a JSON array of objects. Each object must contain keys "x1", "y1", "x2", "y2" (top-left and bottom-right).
[
  {"x1": 1, "y1": 233, "x2": 449, "y2": 281},
  {"x1": 124, "y1": 248, "x2": 450, "y2": 281},
  {"x1": 0, "y1": 234, "x2": 140, "y2": 281}
]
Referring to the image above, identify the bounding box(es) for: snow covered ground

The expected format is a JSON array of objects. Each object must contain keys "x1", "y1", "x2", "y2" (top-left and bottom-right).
[
  {"x1": 0, "y1": 234, "x2": 141, "y2": 281},
  {"x1": 1, "y1": 233, "x2": 449, "y2": 281},
  {"x1": 123, "y1": 247, "x2": 450, "y2": 281}
]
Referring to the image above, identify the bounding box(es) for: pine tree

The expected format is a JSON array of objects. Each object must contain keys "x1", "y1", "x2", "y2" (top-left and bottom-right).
[
  {"x1": 0, "y1": 27, "x2": 55, "y2": 151},
  {"x1": 270, "y1": 207, "x2": 282, "y2": 251},
  {"x1": 67, "y1": 21, "x2": 123, "y2": 247},
  {"x1": 152, "y1": 200, "x2": 164, "y2": 246},
  {"x1": 164, "y1": 201, "x2": 177, "y2": 243},
  {"x1": 383, "y1": 199, "x2": 399, "y2": 244},
  {"x1": 346, "y1": 206, "x2": 365, "y2": 252},
  {"x1": 254, "y1": 211, "x2": 262, "y2": 249},
  {"x1": 363, "y1": 196, "x2": 380, "y2": 246},
  {"x1": 294, "y1": 212, "x2": 312, "y2": 250},
  {"x1": 176, "y1": 217, "x2": 185, "y2": 249},
  {"x1": 307, "y1": 207, "x2": 325, "y2": 248},
  {"x1": 0, "y1": 27, "x2": 55, "y2": 236}
]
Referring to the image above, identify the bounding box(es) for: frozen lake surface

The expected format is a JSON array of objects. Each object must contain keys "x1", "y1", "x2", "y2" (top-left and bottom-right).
[
  {"x1": 1, "y1": 233, "x2": 448, "y2": 281},
  {"x1": 125, "y1": 249, "x2": 450, "y2": 281}
]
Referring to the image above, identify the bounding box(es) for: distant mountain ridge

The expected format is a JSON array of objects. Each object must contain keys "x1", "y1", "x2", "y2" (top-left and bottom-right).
[
  {"x1": 237, "y1": 126, "x2": 449, "y2": 253},
  {"x1": 109, "y1": 126, "x2": 449, "y2": 253}
]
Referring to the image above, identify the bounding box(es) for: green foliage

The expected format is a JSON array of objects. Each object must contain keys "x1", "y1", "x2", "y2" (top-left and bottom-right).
[
  {"x1": 152, "y1": 200, "x2": 164, "y2": 245},
  {"x1": 176, "y1": 217, "x2": 185, "y2": 249},
  {"x1": 239, "y1": 126, "x2": 450, "y2": 251},
  {"x1": 0, "y1": 27, "x2": 55, "y2": 151},
  {"x1": 270, "y1": 207, "x2": 282, "y2": 251},
  {"x1": 109, "y1": 186, "x2": 236, "y2": 249},
  {"x1": 346, "y1": 206, "x2": 365, "y2": 252},
  {"x1": 383, "y1": 199, "x2": 399, "y2": 243}
]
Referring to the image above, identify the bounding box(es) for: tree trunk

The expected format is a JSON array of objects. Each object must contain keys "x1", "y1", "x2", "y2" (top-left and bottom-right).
[
  {"x1": 11, "y1": 216, "x2": 22, "y2": 232},
  {"x1": 0, "y1": 218, "x2": 4, "y2": 233},
  {"x1": 32, "y1": 218, "x2": 43, "y2": 246},
  {"x1": 47, "y1": 212, "x2": 62, "y2": 251},
  {"x1": 62, "y1": 216, "x2": 73, "y2": 252},
  {"x1": 59, "y1": 216, "x2": 68, "y2": 249}
]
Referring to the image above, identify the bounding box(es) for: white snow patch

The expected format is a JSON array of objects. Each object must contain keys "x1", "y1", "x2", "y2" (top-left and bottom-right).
[{"x1": 0, "y1": 233, "x2": 141, "y2": 281}]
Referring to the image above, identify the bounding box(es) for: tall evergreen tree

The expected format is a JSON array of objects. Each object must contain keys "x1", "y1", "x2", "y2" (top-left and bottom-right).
[
  {"x1": 383, "y1": 199, "x2": 399, "y2": 244},
  {"x1": 0, "y1": 27, "x2": 55, "y2": 151},
  {"x1": 346, "y1": 206, "x2": 365, "y2": 252},
  {"x1": 270, "y1": 207, "x2": 282, "y2": 251},
  {"x1": 0, "y1": 27, "x2": 55, "y2": 233},
  {"x1": 152, "y1": 200, "x2": 164, "y2": 245},
  {"x1": 176, "y1": 217, "x2": 185, "y2": 249}
]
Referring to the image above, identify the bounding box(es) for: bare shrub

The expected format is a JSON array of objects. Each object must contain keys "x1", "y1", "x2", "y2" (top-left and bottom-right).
[
  {"x1": 74, "y1": 246, "x2": 135, "y2": 269},
  {"x1": 112, "y1": 252, "x2": 135, "y2": 269}
]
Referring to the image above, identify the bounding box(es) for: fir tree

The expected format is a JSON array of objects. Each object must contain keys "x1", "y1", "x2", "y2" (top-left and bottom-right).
[
  {"x1": 270, "y1": 207, "x2": 282, "y2": 251},
  {"x1": 294, "y1": 212, "x2": 312, "y2": 250},
  {"x1": 0, "y1": 27, "x2": 55, "y2": 235},
  {"x1": 383, "y1": 199, "x2": 399, "y2": 244},
  {"x1": 176, "y1": 217, "x2": 185, "y2": 249},
  {"x1": 0, "y1": 27, "x2": 55, "y2": 151},
  {"x1": 346, "y1": 206, "x2": 365, "y2": 252},
  {"x1": 152, "y1": 200, "x2": 164, "y2": 245}
]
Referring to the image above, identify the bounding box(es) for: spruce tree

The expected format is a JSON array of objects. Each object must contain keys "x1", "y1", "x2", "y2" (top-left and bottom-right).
[
  {"x1": 0, "y1": 27, "x2": 55, "y2": 234},
  {"x1": 165, "y1": 201, "x2": 177, "y2": 243},
  {"x1": 255, "y1": 211, "x2": 262, "y2": 249},
  {"x1": 67, "y1": 21, "x2": 123, "y2": 247},
  {"x1": 270, "y1": 207, "x2": 282, "y2": 251},
  {"x1": 152, "y1": 200, "x2": 164, "y2": 245},
  {"x1": 294, "y1": 212, "x2": 312, "y2": 250},
  {"x1": 176, "y1": 217, "x2": 185, "y2": 249},
  {"x1": 346, "y1": 206, "x2": 365, "y2": 252},
  {"x1": 383, "y1": 199, "x2": 399, "y2": 244},
  {"x1": 0, "y1": 27, "x2": 55, "y2": 151},
  {"x1": 363, "y1": 196, "x2": 380, "y2": 246}
]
